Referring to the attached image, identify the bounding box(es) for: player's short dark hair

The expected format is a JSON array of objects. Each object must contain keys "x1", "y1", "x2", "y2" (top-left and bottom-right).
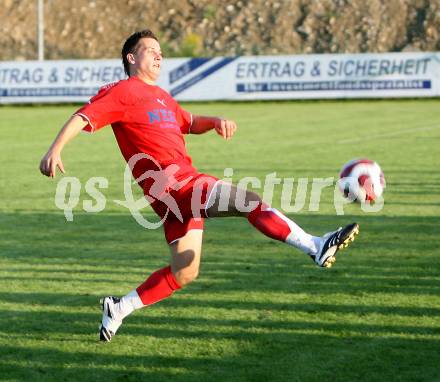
[{"x1": 122, "y1": 29, "x2": 158, "y2": 76}]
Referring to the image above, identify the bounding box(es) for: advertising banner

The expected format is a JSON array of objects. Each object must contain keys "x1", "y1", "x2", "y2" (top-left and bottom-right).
[{"x1": 1, "y1": 52, "x2": 439, "y2": 103}]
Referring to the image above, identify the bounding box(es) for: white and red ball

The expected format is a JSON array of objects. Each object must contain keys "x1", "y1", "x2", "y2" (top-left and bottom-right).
[{"x1": 339, "y1": 159, "x2": 385, "y2": 202}]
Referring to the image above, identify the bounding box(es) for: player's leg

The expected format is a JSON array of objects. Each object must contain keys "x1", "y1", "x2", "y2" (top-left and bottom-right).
[
  {"x1": 169, "y1": 229, "x2": 203, "y2": 286},
  {"x1": 99, "y1": 229, "x2": 203, "y2": 342},
  {"x1": 205, "y1": 182, "x2": 321, "y2": 252},
  {"x1": 205, "y1": 182, "x2": 359, "y2": 267}
]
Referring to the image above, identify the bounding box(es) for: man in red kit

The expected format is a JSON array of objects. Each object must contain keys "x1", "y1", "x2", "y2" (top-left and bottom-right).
[{"x1": 40, "y1": 29, "x2": 360, "y2": 342}]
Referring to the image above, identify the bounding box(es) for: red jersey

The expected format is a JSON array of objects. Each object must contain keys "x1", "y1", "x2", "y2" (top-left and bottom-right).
[{"x1": 75, "y1": 76, "x2": 195, "y2": 188}]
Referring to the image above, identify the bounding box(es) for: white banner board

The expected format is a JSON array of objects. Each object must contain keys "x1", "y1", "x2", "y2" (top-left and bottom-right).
[{"x1": 1, "y1": 52, "x2": 439, "y2": 103}]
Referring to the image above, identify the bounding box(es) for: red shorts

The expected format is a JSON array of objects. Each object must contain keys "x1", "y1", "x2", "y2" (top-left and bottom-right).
[{"x1": 143, "y1": 164, "x2": 219, "y2": 244}]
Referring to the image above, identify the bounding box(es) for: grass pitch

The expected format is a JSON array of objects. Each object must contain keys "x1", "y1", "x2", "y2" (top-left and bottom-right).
[{"x1": 0, "y1": 100, "x2": 439, "y2": 381}]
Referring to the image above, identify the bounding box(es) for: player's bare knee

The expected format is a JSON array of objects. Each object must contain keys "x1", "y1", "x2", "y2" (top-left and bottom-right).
[
  {"x1": 171, "y1": 249, "x2": 201, "y2": 286},
  {"x1": 174, "y1": 267, "x2": 199, "y2": 286}
]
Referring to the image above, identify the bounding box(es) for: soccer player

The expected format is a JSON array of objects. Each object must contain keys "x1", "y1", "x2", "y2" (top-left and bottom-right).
[{"x1": 39, "y1": 30, "x2": 359, "y2": 342}]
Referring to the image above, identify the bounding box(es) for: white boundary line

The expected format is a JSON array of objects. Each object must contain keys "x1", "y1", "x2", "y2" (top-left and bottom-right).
[{"x1": 339, "y1": 124, "x2": 440, "y2": 145}]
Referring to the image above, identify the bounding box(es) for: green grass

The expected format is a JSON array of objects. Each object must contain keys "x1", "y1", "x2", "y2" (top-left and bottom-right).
[{"x1": 0, "y1": 100, "x2": 439, "y2": 381}]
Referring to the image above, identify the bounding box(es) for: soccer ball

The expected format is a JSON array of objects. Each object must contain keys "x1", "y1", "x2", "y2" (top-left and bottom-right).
[{"x1": 339, "y1": 159, "x2": 385, "y2": 202}]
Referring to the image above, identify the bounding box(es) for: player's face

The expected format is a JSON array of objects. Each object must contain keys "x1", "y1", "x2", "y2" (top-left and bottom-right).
[{"x1": 130, "y1": 38, "x2": 163, "y2": 83}]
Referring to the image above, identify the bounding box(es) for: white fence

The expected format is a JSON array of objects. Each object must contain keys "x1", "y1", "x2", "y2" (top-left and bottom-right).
[{"x1": 1, "y1": 52, "x2": 439, "y2": 103}]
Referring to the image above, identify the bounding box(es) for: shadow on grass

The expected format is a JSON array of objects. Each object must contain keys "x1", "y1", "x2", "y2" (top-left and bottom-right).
[
  {"x1": 1, "y1": 211, "x2": 439, "y2": 298},
  {"x1": 0, "y1": 305, "x2": 439, "y2": 338},
  {"x1": 1, "y1": 211, "x2": 440, "y2": 381},
  {"x1": 0, "y1": 327, "x2": 439, "y2": 381}
]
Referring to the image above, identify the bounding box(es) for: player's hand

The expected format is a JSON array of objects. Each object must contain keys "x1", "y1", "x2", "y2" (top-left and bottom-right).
[
  {"x1": 215, "y1": 119, "x2": 237, "y2": 140},
  {"x1": 39, "y1": 150, "x2": 65, "y2": 178}
]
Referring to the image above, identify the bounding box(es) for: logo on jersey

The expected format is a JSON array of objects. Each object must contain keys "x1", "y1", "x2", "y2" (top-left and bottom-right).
[
  {"x1": 157, "y1": 98, "x2": 166, "y2": 107},
  {"x1": 147, "y1": 108, "x2": 177, "y2": 129}
]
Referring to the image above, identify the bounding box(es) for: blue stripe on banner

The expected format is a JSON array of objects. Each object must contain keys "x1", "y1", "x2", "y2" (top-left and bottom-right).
[
  {"x1": 170, "y1": 57, "x2": 239, "y2": 97},
  {"x1": 169, "y1": 58, "x2": 212, "y2": 84},
  {"x1": 236, "y1": 79, "x2": 431, "y2": 92},
  {"x1": 0, "y1": 87, "x2": 100, "y2": 97}
]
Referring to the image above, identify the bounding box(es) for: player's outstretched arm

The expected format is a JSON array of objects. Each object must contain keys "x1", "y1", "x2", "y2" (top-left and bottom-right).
[
  {"x1": 39, "y1": 114, "x2": 88, "y2": 178},
  {"x1": 190, "y1": 115, "x2": 237, "y2": 140}
]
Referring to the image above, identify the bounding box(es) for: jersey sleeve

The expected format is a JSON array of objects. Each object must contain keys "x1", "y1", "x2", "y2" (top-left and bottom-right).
[
  {"x1": 175, "y1": 103, "x2": 193, "y2": 134},
  {"x1": 74, "y1": 83, "x2": 127, "y2": 133}
]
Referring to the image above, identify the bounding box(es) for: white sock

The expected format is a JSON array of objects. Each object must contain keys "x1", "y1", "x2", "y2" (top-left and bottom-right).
[
  {"x1": 114, "y1": 289, "x2": 144, "y2": 321},
  {"x1": 270, "y1": 209, "x2": 321, "y2": 255},
  {"x1": 286, "y1": 230, "x2": 321, "y2": 255}
]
